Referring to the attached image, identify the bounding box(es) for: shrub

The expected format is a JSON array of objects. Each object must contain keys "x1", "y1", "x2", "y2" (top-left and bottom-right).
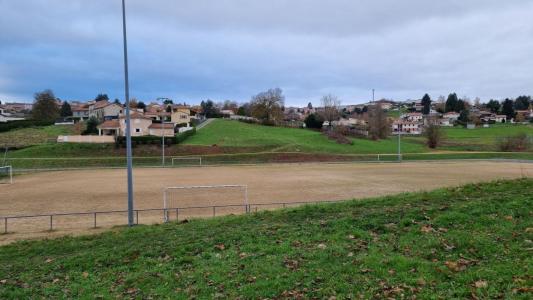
[
  {"x1": 424, "y1": 124, "x2": 445, "y2": 149},
  {"x1": 498, "y1": 133, "x2": 532, "y2": 152},
  {"x1": 323, "y1": 128, "x2": 353, "y2": 145},
  {"x1": 0, "y1": 119, "x2": 54, "y2": 133},
  {"x1": 175, "y1": 128, "x2": 196, "y2": 144}
]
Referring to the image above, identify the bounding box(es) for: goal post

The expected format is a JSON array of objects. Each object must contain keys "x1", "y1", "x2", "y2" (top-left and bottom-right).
[
  {"x1": 0, "y1": 165, "x2": 13, "y2": 184},
  {"x1": 171, "y1": 156, "x2": 202, "y2": 166},
  {"x1": 163, "y1": 184, "x2": 248, "y2": 222}
]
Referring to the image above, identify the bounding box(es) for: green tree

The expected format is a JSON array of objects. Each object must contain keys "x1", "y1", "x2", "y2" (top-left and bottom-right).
[
  {"x1": 94, "y1": 93, "x2": 109, "y2": 102},
  {"x1": 421, "y1": 93, "x2": 432, "y2": 115},
  {"x1": 502, "y1": 98, "x2": 515, "y2": 119},
  {"x1": 113, "y1": 99, "x2": 121, "y2": 105},
  {"x1": 163, "y1": 99, "x2": 173, "y2": 105},
  {"x1": 455, "y1": 99, "x2": 466, "y2": 113},
  {"x1": 304, "y1": 113, "x2": 324, "y2": 129},
  {"x1": 32, "y1": 89, "x2": 59, "y2": 122},
  {"x1": 200, "y1": 100, "x2": 220, "y2": 118},
  {"x1": 458, "y1": 109, "x2": 470, "y2": 125},
  {"x1": 59, "y1": 101, "x2": 72, "y2": 117},
  {"x1": 445, "y1": 93, "x2": 458, "y2": 112},
  {"x1": 136, "y1": 101, "x2": 146, "y2": 111},
  {"x1": 486, "y1": 99, "x2": 501, "y2": 113},
  {"x1": 237, "y1": 106, "x2": 246, "y2": 116},
  {"x1": 83, "y1": 117, "x2": 99, "y2": 135},
  {"x1": 514, "y1": 96, "x2": 531, "y2": 110}
]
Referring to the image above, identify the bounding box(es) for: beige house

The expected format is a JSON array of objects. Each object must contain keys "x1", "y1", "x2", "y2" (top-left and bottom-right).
[
  {"x1": 89, "y1": 101, "x2": 124, "y2": 120},
  {"x1": 98, "y1": 112, "x2": 176, "y2": 138},
  {"x1": 148, "y1": 123, "x2": 175, "y2": 137},
  {"x1": 170, "y1": 105, "x2": 192, "y2": 125}
]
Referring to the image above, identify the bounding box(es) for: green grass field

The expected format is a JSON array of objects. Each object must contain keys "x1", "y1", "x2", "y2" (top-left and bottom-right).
[
  {"x1": 185, "y1": 119, "x2": 427, "y2": 154},
  {"x1": 3, "y1": 120, "x2": 531, "y2": 169},
  {"x1": 437, "y1": 124, "x2": 533, "y2": 151},
  {"x1": 1, "y1": 179, "x2": 532, "y2": 298}
]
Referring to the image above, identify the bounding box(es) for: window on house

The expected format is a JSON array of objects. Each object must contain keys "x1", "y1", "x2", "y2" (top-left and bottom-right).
[{"x1": 135, "y1": 128, "x2": 140, "y2": 133}]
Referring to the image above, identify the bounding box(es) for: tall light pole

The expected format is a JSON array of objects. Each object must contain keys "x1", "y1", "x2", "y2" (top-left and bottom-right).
[
  {"x1": 398, "y1": 126, "x2": 402, "y2": 162},
  {"x1": 372, "y1": 89, "x2": 375, "y2": 103},
  {"x1": 161, "y1": 110, "x2": 165, "y2": 166},
  {"x1": 121, "y1": 0, "x2": 134, "y2": 226}
]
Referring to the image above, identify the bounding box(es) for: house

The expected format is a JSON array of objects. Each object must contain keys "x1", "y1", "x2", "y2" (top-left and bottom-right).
[
  {"x1": 89, "y1": 101, "x2": 124, "y2": 121},
  {"x1": 97, "y1": 119, "x2": 121, "y2": 137},
  {"x1": 401, "y1": 112, "x2": 423, "y2": 122},
  {"x1": 0, "y1": 106, "x2": 25, "y2": 122},
  {"x1": 3, "y1": 102, "x2": 33, "y2": 113},
  {"x1": 170, "y1": 105, "x2": 192, "y2": 126},
  {"x1": 515, "y1": 109, "x2": 532, "y2": 122},
  {"x1": 443, "y1": 112, "x2": 460, "y2": 123},
  {"x1": 479, "y1": 113, "x2": 507, "y2": 124},
  {"x1": 392, "y1": 120, "x2": 422, "y2": 135},
  {"x1": 148, "y1": 123, "x2": 175, "y2": 137},
  {"x1": 71, "y1": 104, "x2": 90, "y2": 121},
  {"x1": 220, "y1": 109, "x2": 235, "y2": 118}
]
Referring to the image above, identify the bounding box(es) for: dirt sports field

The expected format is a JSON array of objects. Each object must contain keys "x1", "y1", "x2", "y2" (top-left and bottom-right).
[{"x1": 1, "y1": 160, "x2": 532, "y2": 244}]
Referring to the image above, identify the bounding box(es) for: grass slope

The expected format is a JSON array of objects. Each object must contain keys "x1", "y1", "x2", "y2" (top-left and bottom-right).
[
  {"x1": 185, "y1": 119, "x2": 427, "y2": 154},
  {"x1": 1, "y1": 179, "x2": 532, "y2": 298},
  {"x1": 0, "y1": 125, "x2": 77, "y2": 148},
  {"x1": 439, "y1": 124, "x2": 533, "y2": 151}
]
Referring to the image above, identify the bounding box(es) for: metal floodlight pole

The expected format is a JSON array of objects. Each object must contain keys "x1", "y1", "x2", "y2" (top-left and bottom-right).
[
  {"x1": 372, "y1": 89, "x2": 375, "y2": 103},
  {"x1": 122, "y1": 0, "x2": 134, "y2": 226},
  {"x1": 161, "y1": 111, "x2": 165, "y2": 166},
  {"x1": 398, "y1": 130, "x2": 402, "y2": 162}
]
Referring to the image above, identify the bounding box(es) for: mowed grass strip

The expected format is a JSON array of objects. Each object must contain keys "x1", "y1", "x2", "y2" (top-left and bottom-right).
[{"x1": 1, "y1": 179, "x2": 532, "y2": 298}]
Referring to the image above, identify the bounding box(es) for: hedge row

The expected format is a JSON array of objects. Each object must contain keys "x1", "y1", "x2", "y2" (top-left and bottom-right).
[
  {"x1": 115, "y1": 128, "x2": 196, "y2": 146},
  {"x1": 0, "y1": 119, "x2": 54, "y2": 133}
]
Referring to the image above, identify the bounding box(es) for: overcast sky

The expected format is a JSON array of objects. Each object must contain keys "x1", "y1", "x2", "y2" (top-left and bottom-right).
[{"x1": 1, "y1": 0, "x2": 532, "y2": 106}]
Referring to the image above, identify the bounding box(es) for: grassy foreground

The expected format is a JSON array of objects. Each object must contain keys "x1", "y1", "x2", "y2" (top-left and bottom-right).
[{"x1": 1, "y1": 179, "x2": 532, "y2": 298}]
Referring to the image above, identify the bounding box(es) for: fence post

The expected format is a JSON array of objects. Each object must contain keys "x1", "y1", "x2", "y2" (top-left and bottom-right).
[
  {"x1": 4, "y1": 218, "x2": 7, "y2": 234},
  {"x1": 49, "y1": 215, "x2": 53, "y2": 231},
  {"x1": 213, "y1": 206, "x2": 216, "y2": 217},
  {"x1": 176, "y1": 208, "x2": 179, "y2": 222},
  {"x1": 136, "y1": 210, "x2": 139, "y2": 225},
  {"x1": 93, "y1": 213, "x2": 97, "y2": 228}
]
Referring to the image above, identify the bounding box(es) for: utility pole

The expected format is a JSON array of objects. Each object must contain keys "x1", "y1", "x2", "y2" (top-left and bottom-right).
[
  {"x1": 121, "y1": 0, "x2": 134, "y2": 226},
  {"x1": 398, "y1": 128, "x2": 402, "y2": 162},
  {"x1": 372, "y1": 89, "x2": 375, "y2": 103}
]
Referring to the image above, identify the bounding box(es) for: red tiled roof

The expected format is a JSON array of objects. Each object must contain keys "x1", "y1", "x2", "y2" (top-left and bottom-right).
[
  {"x1": 148, "y1": 123, "x2": 175, "y2": 129},
  {"x1": 119, "y1": 112, "x2": 152, "y2": 120},
  {"x1": 97, "y1": 119, "x2": 120, "y2": 129}
]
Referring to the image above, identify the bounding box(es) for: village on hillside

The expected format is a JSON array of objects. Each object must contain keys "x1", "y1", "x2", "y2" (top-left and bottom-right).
[{"x1": 1, "y1": 92, "x2": 532, "y2": 144}]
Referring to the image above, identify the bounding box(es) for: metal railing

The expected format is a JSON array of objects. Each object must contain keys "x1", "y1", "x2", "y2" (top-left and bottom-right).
[{"x1": 1, "y1": 200, "x2": 345, "y2": 235}]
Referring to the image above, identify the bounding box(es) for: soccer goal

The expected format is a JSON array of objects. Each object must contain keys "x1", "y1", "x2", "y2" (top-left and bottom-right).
[
  {"x1": 0, "y1": 166, "x2": 13, "y2": 184},
  {"x1": 171, "y1": 156, "x2": 202, "y2": 167},
  {"x1": 163, "y1": 184, "x2": 248, "y2": 222}
]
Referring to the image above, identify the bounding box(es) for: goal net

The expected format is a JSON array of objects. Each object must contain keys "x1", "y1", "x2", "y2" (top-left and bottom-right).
[
  {"x1": 163, "y1": 184, "x2": 248, "y2": 222},
  {"x1": 0, "y1": 166, "x2": 13, "y2": 184},
  {"x1": 171, "y1": 156, "x2": 202, "y2": 167}
]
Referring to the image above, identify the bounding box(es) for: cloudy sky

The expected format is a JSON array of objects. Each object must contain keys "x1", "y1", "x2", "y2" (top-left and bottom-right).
[{"x1": 1, "y1": 0, "x2": 532, "y2": 106}]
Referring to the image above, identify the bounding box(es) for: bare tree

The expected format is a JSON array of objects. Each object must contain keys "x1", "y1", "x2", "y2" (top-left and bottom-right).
[
  {"x1": 424, "y1": 124, "x2": 444, "y2": 149},
  {"x1": 367, "y1": 103, "x2": 390, "y2": 140},
  {"x1": 320, "y1": 94, "x2": 341, "y2": 126},
  {"x1": 250, "y1": 88, "x2": 285, "y2": 124}
]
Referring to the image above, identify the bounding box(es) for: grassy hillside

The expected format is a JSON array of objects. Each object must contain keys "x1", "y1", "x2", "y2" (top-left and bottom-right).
[
  {"x1": 0, "y1": 125, "x2": 77, "y2": 148},
  {"x1": 438, "y1": 124, "x2": 533, "y2": 151},
  {"x1": 185, "y1": 119, "x2": 427, "y2": 154},
  {"x1": 1, "y1": 179, "x2": 532, "y2": 298}
]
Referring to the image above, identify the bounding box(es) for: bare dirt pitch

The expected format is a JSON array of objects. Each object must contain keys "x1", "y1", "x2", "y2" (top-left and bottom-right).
[{"x1": 1, "y1": 161, "x2": 531, "y2": 244}]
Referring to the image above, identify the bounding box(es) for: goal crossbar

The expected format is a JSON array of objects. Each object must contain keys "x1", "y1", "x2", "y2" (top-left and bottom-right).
[
  {"x1": 0, "y1": 165, "x2": 13, "y2": 184},
  {"x1": 171, "y1": 156, "x2": 202, "y2": 166},
  {"x1": 163, "y1": 184, "x2": 248, "y2": 222}
]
